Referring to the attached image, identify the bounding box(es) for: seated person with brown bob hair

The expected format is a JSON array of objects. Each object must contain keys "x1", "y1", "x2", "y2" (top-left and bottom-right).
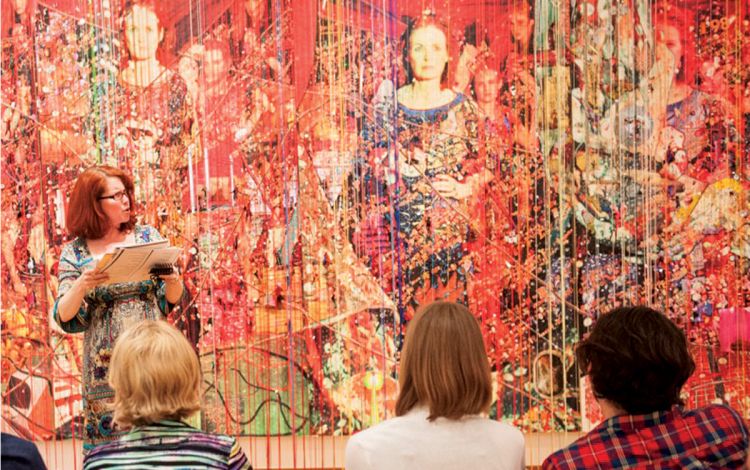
[
  {"x1": 345, "y1": 301, "x2": 525, "y2": 470},
  {"x1": 543, "y1": 305, "x2": 749, "y2": 469},
  {"x1": 83, "y1": 320, "x2": 251, "y2": 469}
]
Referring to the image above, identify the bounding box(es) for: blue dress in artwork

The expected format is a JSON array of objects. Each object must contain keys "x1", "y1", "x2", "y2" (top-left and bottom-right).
[
  {"x1": 53, "y1": 224, "x2": 176, "y2": 450},
  {"x1": 359, "y1": 92, "x2": 491, "y2": 317}
]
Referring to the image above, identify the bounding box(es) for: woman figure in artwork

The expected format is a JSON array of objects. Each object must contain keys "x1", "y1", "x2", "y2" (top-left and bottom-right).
[
  {"x1": 500, "y1": 0, "x2": 537, "y2": 153},
  {"x1": 113, "y1": 0, "x2": 198, "y2": 341},
  {"x1": 650, "y1": 5, "x2": 749, "y2": 414},
  {"x1": 53, "y1": 166, "x2": 184, "y2": 451},
  {"x1": 356, "y1": 10, "x2": 497, "y2": 323},
  {"x1": 114, "y1": 0, "x2": 192, "y2": 226},
  {"x1": 650, "y1": 5, "x2": 739, "y2": 227}
]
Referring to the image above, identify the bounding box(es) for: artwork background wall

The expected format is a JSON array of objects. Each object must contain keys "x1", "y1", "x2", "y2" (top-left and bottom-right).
[{"x1": 1, "y1": 0, "x2": 748, "y2": 454}]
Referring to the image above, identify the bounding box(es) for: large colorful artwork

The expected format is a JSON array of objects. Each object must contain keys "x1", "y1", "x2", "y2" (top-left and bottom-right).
[{"x1": 1, "y1": 0, "x2": 748, "y2": 451}]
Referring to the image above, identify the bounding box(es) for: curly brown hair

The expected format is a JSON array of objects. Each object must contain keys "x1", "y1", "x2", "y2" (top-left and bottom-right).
[{"x1": 577, "y1": 305, "x2": 696, "y2": 414}]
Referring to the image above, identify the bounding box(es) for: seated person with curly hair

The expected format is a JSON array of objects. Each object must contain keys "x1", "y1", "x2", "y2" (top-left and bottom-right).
[
  {"x1": 543, "y1": 306, "x2": 749, "y2": 469},
  {"x1": 83, "y1": 320, "x2": 251, "y2": 469}
]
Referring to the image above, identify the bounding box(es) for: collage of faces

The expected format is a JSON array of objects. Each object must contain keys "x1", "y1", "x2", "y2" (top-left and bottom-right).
[{"x1": 1, "y1": 0, "x2": 748, "y2": 441}]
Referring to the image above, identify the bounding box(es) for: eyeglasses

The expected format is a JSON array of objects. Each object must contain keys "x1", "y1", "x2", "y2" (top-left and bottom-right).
[{"x1": 98, "y1": 190, "x2": 129, "y2": 202}]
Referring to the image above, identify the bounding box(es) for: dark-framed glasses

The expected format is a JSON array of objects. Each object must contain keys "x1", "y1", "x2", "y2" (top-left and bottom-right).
[{"x1": 98, "y1": 190, "x2": 129, "y2": 202}]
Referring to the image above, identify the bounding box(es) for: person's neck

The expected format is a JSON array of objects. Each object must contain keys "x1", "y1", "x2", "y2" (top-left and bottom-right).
[
  {"x1": 125, "y1": 58, "x2": 163, "y2": 87},
  {"x1": 478, "y1": 100, "x2": 496, "y2": 118},
  {"x1": 668, "y1": 81, "x2": 692, "y2": 105},
  {"x1": 100, "y1": 226, "x2": 127, "y2": 243},
  {"x1": 597, "y1": 398, "x2": 627, "y2": 420},
  {"x1": 405, "y1": 79, "x2": 448, "y2": 109}
]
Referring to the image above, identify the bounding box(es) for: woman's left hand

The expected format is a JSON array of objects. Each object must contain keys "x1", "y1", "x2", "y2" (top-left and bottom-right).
[
  {"x1": 432, "y1": 175, "x2": 472, "y2": 200},
  {"x1": 160, "y1": 266, "x2": 184, "y2": 304},
  {"x1": 159, "y1": 267, "x2": 181, "y2": 285}
]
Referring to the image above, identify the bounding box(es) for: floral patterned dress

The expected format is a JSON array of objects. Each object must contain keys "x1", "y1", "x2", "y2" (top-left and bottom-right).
[
  {"x1": 358, "y1": 92, "x2": 491, "y2": 318},
  {"x1": 53, "y1": 225, "x2": 176, "y2": 450}
]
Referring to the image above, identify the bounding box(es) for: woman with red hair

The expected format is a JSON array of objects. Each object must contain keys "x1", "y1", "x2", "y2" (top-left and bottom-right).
[{"x1": 53, "y1": 166, "x2": 184, "y2": 451}]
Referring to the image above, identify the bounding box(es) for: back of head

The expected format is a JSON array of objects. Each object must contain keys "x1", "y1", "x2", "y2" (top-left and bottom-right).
[
  {"x1": 577, "y1": 305, "x2": 695, "y2": 414},
  {"x1": 395, "y1": 301, "x2": 492, "y2": 420},
  {"x1": 109, "y1": 320, "x2": 201, "y2": 428}
]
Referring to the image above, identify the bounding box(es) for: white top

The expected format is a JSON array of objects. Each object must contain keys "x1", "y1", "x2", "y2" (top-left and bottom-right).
[{"x1": 345, "y1": 407, "x2": 525, "y2": 470}]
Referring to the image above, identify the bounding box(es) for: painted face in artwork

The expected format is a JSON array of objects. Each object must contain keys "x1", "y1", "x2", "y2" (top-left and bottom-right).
[
  {"x1": 655, "y1": 24, "x2": 683, "y2": 77},
  {"x1": 178, "y1": 56, "x2": 199, "y2": 84},
  {"x1": 203, "y1": 48, "x2": 229, "y2": 85},
  {"x1": 509, "y1": 8, "x2": 533, "y2": 45},
  {"x1": 408, "y1": 25, "x2": 449, "y2": 82},
  {"x1": 475, "y1": 68, "x2": 500, "y2": 104},
  {"x1": 12, "y1": 0, "x2": 28, "y2": 16},
  {"x1": 124, "y1": 5, "x2": 163, "y2": 61},
  {"x1": 245, "y1": 0, "x2": 267, "y2": 22},
  {"x1": 99, "y1": 176, "x2": 131, "y2": 228}
]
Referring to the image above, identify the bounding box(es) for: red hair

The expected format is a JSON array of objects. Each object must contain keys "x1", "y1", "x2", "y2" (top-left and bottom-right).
[{"x1": 66, "y1": 166, "x2": 136, "y2": 240}]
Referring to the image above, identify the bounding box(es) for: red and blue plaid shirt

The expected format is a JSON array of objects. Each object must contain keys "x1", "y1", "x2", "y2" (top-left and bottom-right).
[{"x1": 543, "y1": 405, "x2": 749, "y2": 469}]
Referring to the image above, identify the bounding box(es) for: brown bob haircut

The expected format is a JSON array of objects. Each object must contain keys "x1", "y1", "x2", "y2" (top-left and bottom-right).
[
  {"x1": 577, "y1": 305, "x2": 696, "y2": 414},
  {"x1": 66, "y1": 166, "x2": 136, "y2": 240},
  {"x1": 109, "y1": 320, "x2": 201, "y2": 428},
  {"x1": 395, "y1": 301, "x2": 492, "y2": 421}
]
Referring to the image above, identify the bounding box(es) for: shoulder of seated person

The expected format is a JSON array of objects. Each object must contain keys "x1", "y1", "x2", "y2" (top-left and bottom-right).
[
  {"x1": 690, "y1": 403, "x2": 747, "y2": 425},
  {"x1": 479, "y1": 419, "x2": 525, "y2": 443}
]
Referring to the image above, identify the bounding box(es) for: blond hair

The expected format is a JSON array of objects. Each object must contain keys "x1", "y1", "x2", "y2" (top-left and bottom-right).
[
  {"x1": 395, "y1": 301, "x2": 492, "y2": 420},
  {"x1": 109, "y1": 320, "x2": 201, "y2": 428}
]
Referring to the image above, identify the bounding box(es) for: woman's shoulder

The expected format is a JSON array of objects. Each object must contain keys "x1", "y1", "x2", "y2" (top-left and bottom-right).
[
  {"x1": 144, "y1": 421, "x2": 237, "y2": 450},
  {"x1": 134, "y1": 224, "x2": 165, "y2": 243},
  {"x1": 472, "y1": 417, "x2": 524, "y2": 442},
  {"x1": 346, "y1": 414, "x2": 413, "y2": 447},
  {"x1": 396, "y1": 87, "x2": 464, "y2": 112},
  {"x1": 461, "y1": 418, "x2": 525, "y2": 459},
  {"x1": 60, "y1": 236, "x2": 87, "y2": 257},
  {"x1": 61, "y1": 235, "x2": 85, "y2": 249}
]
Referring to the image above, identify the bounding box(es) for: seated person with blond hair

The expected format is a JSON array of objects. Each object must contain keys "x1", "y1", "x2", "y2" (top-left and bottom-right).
[
  {"x1": 345, "y1": 301, "x2": 525, "y2": 470},
  {"x1": 543, "y1": 305, "x2": 749, "y2": 469},
  {"x1": 83, "y1": 320, "x2": 251, "y2": 469}
]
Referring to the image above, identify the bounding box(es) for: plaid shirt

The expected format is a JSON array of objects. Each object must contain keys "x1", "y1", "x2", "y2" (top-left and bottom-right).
[{"x1": 543, "y1": 405, "x2": 749, "y2": 469}]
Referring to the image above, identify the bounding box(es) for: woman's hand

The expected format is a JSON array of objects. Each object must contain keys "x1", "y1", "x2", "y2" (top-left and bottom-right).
[
  {"x1": 160, "y1": 267, "x2": 184, "y2": 304},
  {"x1": 432, "y1": 174, "x2": 472, "y2": 200},
  {"x1": 158, "y1": 268, "x2": 181, "y2": 286},
  {"x1": 56, "y1": 268, "x2": 109, "y2": 323},
  {"x1": 74, "y1": 269, "x2": 110, "y2": 294}
]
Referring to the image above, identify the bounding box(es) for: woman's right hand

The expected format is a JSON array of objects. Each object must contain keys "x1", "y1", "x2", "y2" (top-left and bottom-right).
[
  {"x1": 56, "y1": 268, "x2": 109, "y2": 323},
  {"x1": 73, "y1": 269, "x2": 110, "y2": 294}
]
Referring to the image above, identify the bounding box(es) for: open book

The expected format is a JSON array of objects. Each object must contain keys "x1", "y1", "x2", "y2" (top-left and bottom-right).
[{"x1": 95, "y1": 240, "x2": 181, "y2": 284}]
